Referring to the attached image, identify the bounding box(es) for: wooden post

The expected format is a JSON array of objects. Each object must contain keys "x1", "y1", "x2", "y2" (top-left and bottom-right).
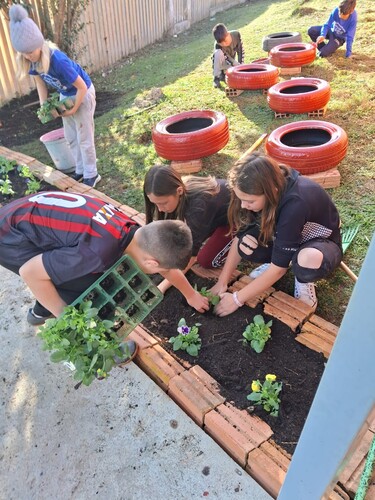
[{"x1": 239, "y1": 133, "x2": 268, "y2": 160}]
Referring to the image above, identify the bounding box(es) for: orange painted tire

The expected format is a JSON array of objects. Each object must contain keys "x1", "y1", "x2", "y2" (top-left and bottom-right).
[
  {"x1": 152, "y1": 110, "x2": 229, "y2": 161},
  {"x1": 269, "y1": 42, "x2": 316, "y2": 67},
  {"x1": 226, "y1": 64, "x2": 279, "y2": 90},
  {"x1": 267, "y1": 78, "x2": 331, "y2": 113},
  {"x1": 265, "y1": 120, "x2": 348, "y2": 174},
  {"x1": 262, "y1": 31, "x2": 302, "y2": 52}
]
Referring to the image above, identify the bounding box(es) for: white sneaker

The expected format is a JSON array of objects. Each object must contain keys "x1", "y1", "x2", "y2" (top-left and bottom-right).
[
  {"x1": 294, "y1": 278, "x2": 317, "y2": 309},
  {"x1": 249, "y1": 263, "x2": 271, "y2": 279}
]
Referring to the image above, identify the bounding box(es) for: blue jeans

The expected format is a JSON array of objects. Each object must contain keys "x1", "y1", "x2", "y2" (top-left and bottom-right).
[{"x1": 308, "y1": 26, "x2": 345, "y2": 57}]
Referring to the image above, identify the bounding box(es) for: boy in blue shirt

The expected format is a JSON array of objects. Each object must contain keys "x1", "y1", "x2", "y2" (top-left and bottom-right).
[{"x1": 308, "y1": 0, "x2": 357, "y2": 58}]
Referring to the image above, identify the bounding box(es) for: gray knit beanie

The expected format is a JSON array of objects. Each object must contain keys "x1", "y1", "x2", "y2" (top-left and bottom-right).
[{"x1": 9, "y1": 5, "x2": 44, "y2": 53}]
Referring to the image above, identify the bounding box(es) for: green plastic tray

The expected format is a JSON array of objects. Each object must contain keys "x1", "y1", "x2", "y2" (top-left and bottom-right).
[{"x1": 72, "y1": 255, "x2": 163, "y2": 337}]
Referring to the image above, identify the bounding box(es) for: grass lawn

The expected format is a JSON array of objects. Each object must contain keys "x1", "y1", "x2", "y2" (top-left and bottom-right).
[{"x1": 15, "y1": 0, "x2": 375, "y2": 325}]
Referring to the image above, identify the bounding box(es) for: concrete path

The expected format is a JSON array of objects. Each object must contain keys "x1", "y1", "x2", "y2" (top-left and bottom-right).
[{"x1": 0, "y1": 268, "x2": 271, "y2": 500}]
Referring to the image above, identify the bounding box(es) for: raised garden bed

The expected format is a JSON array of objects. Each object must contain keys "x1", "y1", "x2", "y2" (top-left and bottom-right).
[{"x1": 142, "y1": 274, "x2": 325, "y2": 456}]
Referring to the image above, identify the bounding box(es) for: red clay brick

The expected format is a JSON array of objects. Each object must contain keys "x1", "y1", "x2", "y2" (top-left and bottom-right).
[
  {"x1": 87, "y1": 191, "x2": 122, "y2": 207},
  {"x1": 237, "y1": 275, "x2": 276, "y2": 299},
  {"x1": 246, "y1": 444, "x2": 289, "y2": 498},
  {"x1": 301, "y1": 321, "x2": 337, "y2": 343},
  {"x1": 271, "y1": 290, "x2": 313, "y2": 316},
  {"x1": 128, "y1": 325, "x2": 159, "y2": 349},
  {"x1": 119, "y1": 204, "x2": 139, "y2": 217},
  {"x1": 171, "y1": 159, "x2": 203, "y2": 174},
  {"x1": 189, "y1": 365, "x2": 223, "y2": 395},
  {"x1": 266, "y1": 294, "x2": 308, "y2": 323},
  {"x1": 66, "y1": 183, "x2": 92, "y2": 194},
  {"x1": 309, "y1": 314, "x2": 339, "y2": 336},
  {"x1": 0, "y1": 146, "x2": 35, "y2": 164},
  {"x1": 205, "y1": 402, "x2": 273, "y2": 467},
  {"x1": 327, "y1": 485, "x2": 351, "y2": 500},
  {"x1": 131, "y1": 213, "x2": 146, "y2": 226},
  {"x1": 339, "y1": 429, "x2": 374, "y2": 486},
  {"x1": 263, "y1": 302, "x2": 300, "y2": 331},
  {"x1": 134, "y1": 344, "x2": 185, "y2": 391},
  {"x1": 295, "y1": 332, "x2": 333, "y2": 358},
  {"x1": 168, "y1": 370, "x2": 225, "y2": 426}
]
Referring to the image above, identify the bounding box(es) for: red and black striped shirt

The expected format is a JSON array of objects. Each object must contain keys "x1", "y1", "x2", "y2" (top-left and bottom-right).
[{"x1": 0, "y1": 191, "x2": 139, "y2": 284}]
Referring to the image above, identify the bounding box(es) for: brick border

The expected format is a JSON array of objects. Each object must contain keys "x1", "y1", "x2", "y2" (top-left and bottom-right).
[{"x1": 2, "y1": 146, "x2": 373, "y2": 499}]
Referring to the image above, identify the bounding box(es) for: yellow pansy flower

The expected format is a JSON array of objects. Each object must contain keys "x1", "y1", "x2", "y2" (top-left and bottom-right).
[
  {"x1": 266, "y1": 374, "x2": 277, "y2": 382},
  {"x1": 251, "y1": 380, "x2": 261, "y2": 392}
]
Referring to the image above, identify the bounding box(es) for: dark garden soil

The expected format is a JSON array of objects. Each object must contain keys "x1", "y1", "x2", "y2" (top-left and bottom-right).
[
  {"x1": 0, "y1": 166, "x2": 58, "y2": 205},
  {"x1": 0, "y1": 89, "x2": 124, "y2": 148},
  {"x1": 142, "y1": 273, "x2": 326, "y2": 456}
]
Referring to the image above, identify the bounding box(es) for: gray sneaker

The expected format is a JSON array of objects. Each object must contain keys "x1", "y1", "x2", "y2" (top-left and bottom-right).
[
  {"x1": 83, "y1": 174, "x2": 101, "y2": 187},
  {"x1": 27, "y1": 307, "x2": 53, "y2": 326},
  {"x1": 249, "y1": 263, "x2": 271, "y2": 279},
  {"x1": 294, "y1": 278, "x2": 317, "y2": 310}
]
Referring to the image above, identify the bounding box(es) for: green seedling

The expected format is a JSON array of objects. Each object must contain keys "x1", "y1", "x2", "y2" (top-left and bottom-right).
[
  {"x1": 247, "y1": 374, "x2": 282, "y2": 417},
  {"x1": 242, "y1": 314, "x2": 272, "y2": 353},
  {"x1": 169, "y1": 317, "x2": 202, "y2": 357},
  {"x1": 38, "y1": 301, "x2": 125, "y2": 386}
]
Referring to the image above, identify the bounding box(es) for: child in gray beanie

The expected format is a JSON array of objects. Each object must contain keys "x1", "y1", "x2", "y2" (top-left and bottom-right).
[{"x1": 9, "y1": 5, "x2": 100, "y2": 187}]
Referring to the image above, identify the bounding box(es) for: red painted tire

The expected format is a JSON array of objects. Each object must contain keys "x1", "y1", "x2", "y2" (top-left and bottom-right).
[
  {"x1": 269, "y1": 42, "x2": 316, "y2": 67},
  {"x1": 267, "y1": 78, "x2": 331, "y2": 113},
  {"x1": 265, "y1": 120, "x2": 348, "y2": 174},
  {"x1": 226, "y1": 63, "x2": 279, "y2": 90},
  {"x1": 152, "y1": 110, "x2": 229, "y2": 161}
]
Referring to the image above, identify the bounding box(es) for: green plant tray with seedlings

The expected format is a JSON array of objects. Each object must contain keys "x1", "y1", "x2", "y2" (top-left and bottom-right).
[
  {"x1": 72, "y1": 254, "x2": 163, "y2": 337},
  {"x1": 37, "y1": 92, "x2": 74, "y2": 123}
]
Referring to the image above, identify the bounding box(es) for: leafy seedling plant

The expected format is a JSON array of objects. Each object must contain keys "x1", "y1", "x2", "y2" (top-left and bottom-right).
[
  {"x1": 37, "y1": 92, "x2": 74, "y2": 123},
  {"x1": 247, "y1": 374, "x2": 282, "y2": 417},
  {"x1": 169, "y1": 318, "x2": 202, "y2": 357},
  {"x1": 0, "y1": 157, "x2": 41, "y2": 196},
  {"x1": 196, "y1": 286, "x2": 220, "y2": 306},
  {"x1": 38, "y1": 300, "x2": 127, "y2": 386},
  {"x1": 242, "y1": 314, "x2": 272, "y2": 353}
]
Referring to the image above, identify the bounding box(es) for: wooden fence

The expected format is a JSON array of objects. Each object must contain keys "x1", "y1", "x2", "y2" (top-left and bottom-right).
[{"x1": 0, "y1": 0, "x2": 246, "y2": 105}]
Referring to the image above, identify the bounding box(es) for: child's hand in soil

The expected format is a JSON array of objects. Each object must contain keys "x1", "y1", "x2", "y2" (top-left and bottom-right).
[
  {"x1": 186, "y1": 290, "x2": 209, "y2": 313},
  {"x1": 214, "y1": 292, "x2": 238, "y2": 317},
  {"x1": 209, "y1": 281, "x2": 227, "y2": 296}
]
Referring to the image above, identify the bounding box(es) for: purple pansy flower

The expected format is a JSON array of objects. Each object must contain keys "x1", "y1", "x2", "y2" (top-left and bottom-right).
[{"x1": 177, "y1": 325, "x2": 191, "y2": 336}]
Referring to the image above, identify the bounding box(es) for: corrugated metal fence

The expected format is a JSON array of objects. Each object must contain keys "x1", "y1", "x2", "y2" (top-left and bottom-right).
[{"x1": 0, "y1": 0, "x2": 246, "y2": 105}]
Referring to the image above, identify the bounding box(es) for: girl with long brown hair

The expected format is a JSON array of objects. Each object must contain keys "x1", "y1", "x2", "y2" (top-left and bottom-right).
[{"x1": 211, "y1": 153, "x2": 343, "y2": 316}]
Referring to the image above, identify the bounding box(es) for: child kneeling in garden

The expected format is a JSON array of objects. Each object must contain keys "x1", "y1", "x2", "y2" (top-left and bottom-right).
[
  {"x1": 308, "y1": 0, "x2": 357, "y2": 59},
  {"x1": 212, "y1": 23, "x2": 244, "y2": 88},
  {"x1": 211, "y1": 153, "x2": 343, "y2": 316}
]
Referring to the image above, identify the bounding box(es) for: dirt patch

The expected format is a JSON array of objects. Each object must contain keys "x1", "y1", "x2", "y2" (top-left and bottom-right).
[
  {"x1": 0, "y1": 90, "x2": 125, "y2": 148},
  {"x1": 143, "y1": 274, "x2": 325, "y2": 456}
]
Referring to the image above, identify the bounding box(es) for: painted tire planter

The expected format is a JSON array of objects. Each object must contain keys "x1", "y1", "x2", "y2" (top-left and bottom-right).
[
  {"x1": 269, "y1": 42, "x2": 316, "y2": 68},
  {"x1": 262, "y1": 31, "x2": 302, "y2": 52},
  {"x1": 265, "y1": 120, "x2": 348, "y2": 174},
  {"x1": 152, "y1": 110, "x2": 229, "y2": 161},
  {"x1": 267, "y1": 78, "x2": 331, "y2": 113},
  {"x1": 226, "y1": 63, "x2": 279, "y2": 90}
]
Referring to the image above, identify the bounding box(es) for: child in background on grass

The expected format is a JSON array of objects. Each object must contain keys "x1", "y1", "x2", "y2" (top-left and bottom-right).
[
  {"x1": 0, "y1": 191, "x2": 209, "y2": 336},
  {"x1": 9, "y1": 5, "x2": 100, "y2": 187},
  {"x1": 212, "y1": 23, "x2": 244, "y2": 89},
  {"x1": 308, "y1": 0, "x2": 357, "y2": 59},
  {"x1": 210, "y1": 153, "x2": 343, "y2": 317},
  {"x1": 144, "y1": 165, "x2": 233, "y2": 294}
]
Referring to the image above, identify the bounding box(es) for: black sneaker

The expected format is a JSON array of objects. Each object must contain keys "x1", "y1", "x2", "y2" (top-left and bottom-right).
[
  {"x1": 27, "y1": 307, "x2": 53, "y2": 326},
  {"x1": 114, "y1": 340, "x2": 139, "y2": 365},
  {"x1": 83, "y1": 174, "x2": 101, "y2": 187},
  {"x1": 219, "y1": 71, "x2": 226, "y2": 82},
  {"x1": 71, "y1": 173, "x2": 83, "y2": 182},
  {"x1": 213, "y1": 77, "x2": 222, "y2": 89}
]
